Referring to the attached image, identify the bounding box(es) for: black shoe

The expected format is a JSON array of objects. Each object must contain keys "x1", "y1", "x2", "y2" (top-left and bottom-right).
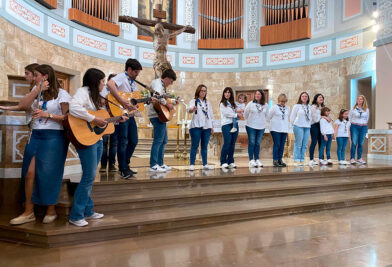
[
  {"x1": 108, "y1": 165, "x2": 117, "y2": 172},
  {"x1": 278, "y1": 160, "x2": 287, "y2": 167},
  {"x1": 273, "y1": 160, "x2": 280, "y2": 167},
  {"x1": 129, "y1": 168, "x2": 138, "y2": 174},
  {"x1": 120, "y1": 169, "x2": 132, "y2": 179}
]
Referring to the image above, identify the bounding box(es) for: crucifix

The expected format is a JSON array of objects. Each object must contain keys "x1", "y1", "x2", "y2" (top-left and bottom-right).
[{"x1": 119, "y1": 3, "x2": 196, "y2": 78}]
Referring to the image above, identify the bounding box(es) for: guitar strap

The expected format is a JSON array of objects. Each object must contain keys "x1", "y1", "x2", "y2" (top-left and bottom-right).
[{"x1": 99, "y1": 95, "x2": 127, "y2": 111}]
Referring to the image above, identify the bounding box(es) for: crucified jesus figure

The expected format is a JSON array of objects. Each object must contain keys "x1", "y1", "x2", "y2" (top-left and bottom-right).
[{"x1": 129, "y1": 17, "x2": 192, "y2": 78}]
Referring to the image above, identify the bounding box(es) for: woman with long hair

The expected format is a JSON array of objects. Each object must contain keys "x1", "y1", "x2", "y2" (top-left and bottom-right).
[
  {"x1": 187, "y1": 84, "x2": 214, "y2": 171},
  {"x1": 244, "y1": 90, "x2": 268, "y2": 168},
  {"x1": 290, "y1": 92, "x2": 312, "y2": 166},
  {"x1": 309, "y1": 93, "x2": 325, "y2": 165},
  {"x1": 349, "y1": 95, "x2": 369, "y2": 164},
  {"x1": 268, "y1": 93, "x2": 290, "y2": 167},
  {"x1": 219, "y1": 87, "x2": 243, "y2": 169},
  {"x1": 68, "y1": 68, "x2": 127, "y2": 227},
  {"x1": 9, "y1": 64, "x2": 71, "y2": 225}
]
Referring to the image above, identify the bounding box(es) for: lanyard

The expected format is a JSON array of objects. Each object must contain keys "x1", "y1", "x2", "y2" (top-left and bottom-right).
[
  {"x1": 356, "y1": 107, "x2": 363, "y2": 118},
  {"x1": 278, "y1": 104, "x2": 286, "y2": 120},
  {"x1": 124, "y1": 72, "x2": 135, "y2": 92},
  {"x1": 302, "y1": 104, "x2": 310, "y2": 121},
  {"x1": 196, "y1": 99, "x2": 209, "y2": 118}
]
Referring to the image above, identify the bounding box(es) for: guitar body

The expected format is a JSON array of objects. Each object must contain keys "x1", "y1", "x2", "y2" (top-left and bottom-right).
[
  {"x1": 63, "y1": 109, "x2": 115, "y2": 149},
  {"x1": 107, "y1": 91, "x2": 143, "y2": 117},
  {"x1": 153, "y1": 102, "x2": 175, "y2": 123}
]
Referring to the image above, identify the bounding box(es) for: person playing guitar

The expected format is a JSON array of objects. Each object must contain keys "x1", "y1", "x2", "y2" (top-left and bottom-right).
[
  {"x1": 106, "y1": 58, "x2": 142, "y2": 179},
  {"x1": 148, "y1": 69, "x2": 179, "y2": 172},
  {"x1": 68, "y1": 68, "x2": 127, "y2": 227}
]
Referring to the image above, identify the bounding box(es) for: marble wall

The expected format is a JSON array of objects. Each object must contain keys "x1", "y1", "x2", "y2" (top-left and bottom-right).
[{"x1": 0, "y1": 17, "x2": 376, "y2": 127}]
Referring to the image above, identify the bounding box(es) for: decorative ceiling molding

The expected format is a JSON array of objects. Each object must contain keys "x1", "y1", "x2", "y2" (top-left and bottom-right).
[{"x1": 248, "y1": 0, "x2": 258, "y2": 41}]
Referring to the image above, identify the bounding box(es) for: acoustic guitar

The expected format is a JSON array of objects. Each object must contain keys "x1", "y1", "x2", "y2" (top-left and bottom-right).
[
  {"x1": 63, "y1": 109, "x2": 133, "y2": 149},
  {"x1": 134, "y1": 80, "x2": 179, "y2": 123},
  {"x1": 106, "y1": 91, "x2": 143, "y2": 117}
]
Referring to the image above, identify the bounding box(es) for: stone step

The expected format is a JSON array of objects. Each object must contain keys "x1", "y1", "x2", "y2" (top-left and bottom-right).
[{"x1": 3, "y1": 187, "x2": 392, "y2": 247}]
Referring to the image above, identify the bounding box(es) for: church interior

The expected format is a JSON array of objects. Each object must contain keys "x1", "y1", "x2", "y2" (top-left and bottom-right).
[{"x1": 1, "y1": 0, "x2": 392, "y2": 266}]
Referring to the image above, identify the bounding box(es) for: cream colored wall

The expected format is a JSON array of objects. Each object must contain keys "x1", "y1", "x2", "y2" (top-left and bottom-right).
[
  {"x1": 0, "y1": 17, "x2": 376, "y2": 125},
  {"x1": 376, "y1": 43, "x2": 392, "y2": 129}
]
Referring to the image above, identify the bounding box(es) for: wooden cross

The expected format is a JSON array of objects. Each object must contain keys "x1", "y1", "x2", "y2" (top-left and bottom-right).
[{"x1": 119, "y1": 4, "x2": 195, "y2": 34}]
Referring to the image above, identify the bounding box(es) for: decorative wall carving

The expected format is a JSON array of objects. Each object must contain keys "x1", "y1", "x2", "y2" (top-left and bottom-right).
[
  {"x1": 184, "y1": 0, "x2": 194, "y2": 41},
  {"x1": 315, "y1": 0, "x2": 327, "y2": 31},
  {"x1": 120, "y1": 0, "x2": 131, "y2": 31},
  {"x1": 377, "y1": 0, "x2": 392, "y2": 40},
  {"x1": 248, "y1": 0, "x2": 258, "y2": 41}
]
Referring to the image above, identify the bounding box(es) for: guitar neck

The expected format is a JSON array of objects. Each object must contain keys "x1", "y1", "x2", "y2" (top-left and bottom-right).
[
  {"x1": 135, "y1": 80, "x2": 154, "y2": 93},
  {"x1": 105, "y1": 114, "x2": 133, "y2": 123}
]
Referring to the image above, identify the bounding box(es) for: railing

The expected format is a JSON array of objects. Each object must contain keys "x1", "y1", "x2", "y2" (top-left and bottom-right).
[{"x1": 69, "y1": 0, "x2": 120, "y2": 36}]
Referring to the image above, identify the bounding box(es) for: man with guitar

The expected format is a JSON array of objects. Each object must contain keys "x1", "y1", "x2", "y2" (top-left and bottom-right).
[
  {"x1": 106, "y1": 58, "x2": 142, "y2": 179},
  {"x1": 148, "y1": 69, "x2": 178, "y2": 172}
]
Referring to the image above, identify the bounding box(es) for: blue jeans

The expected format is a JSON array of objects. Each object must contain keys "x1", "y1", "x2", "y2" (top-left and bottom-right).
[
  {"x1": 309, "y1": 122, "x2": 322, "y2": 160},
  {"x1": 220, "y1": 123, "x2": 239, "y2": 165},
  {"x1": 246, "y1": 126, "x2": 265, "y2": 161},
  {"x1": 69, "y1": 140, "x2": 103, "y2": 221},
  {"x1": 319, "y1": 134, "x2": 332, "y2": 160},
  {"x1": 116, "y1": 117, "x2": 138, "y2": 171},
  {"x1": 271, "y1": 131, "x2": 287, "y2": 161},
  {"x1": 350, "y1": 124, "x2": 367, "y2": 160},
  {"x1": 101, "y1": 131, "x2": 118, "y2": 167},
  {"x1": 232, "y1": 117, "x2": 238, "y2": 129},
  {"x1": 336, "y1": 137, "x2": 349, "y2": 161},
  {"x1": 150, "y1": 117, "x2": 168, "y2": 167},
  {"x1": 189, "y1": 127, "x2": 211, "y2": 165},
  {"x1": 293, "y1": 125, "x2": 310, "y2": 162}
]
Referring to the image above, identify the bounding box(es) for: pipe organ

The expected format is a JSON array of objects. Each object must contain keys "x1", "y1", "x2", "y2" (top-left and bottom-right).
[
  {"x1": 198, "y1": 0, "x2": 244, "y2": 49},
  {"x1": 260, "y1": 0, "x2": 311, "y2": 46}
]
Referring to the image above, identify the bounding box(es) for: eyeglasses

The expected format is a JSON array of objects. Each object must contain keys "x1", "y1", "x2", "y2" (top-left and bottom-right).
[{"x1": 200, "y1": 90, "x2": 207, "y2": 92}]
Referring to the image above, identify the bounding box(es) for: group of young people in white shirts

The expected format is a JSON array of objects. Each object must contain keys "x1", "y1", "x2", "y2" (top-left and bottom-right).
[{"x1": 187, "y1": 87, "x2": 369, "y2": 170}]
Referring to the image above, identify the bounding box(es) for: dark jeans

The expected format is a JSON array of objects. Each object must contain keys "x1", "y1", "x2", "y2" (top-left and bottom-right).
[
  {"x1": 246, "y1": 126, "x2": 265, "y2": 161},
  {"x1": 116, "y1": 117, "x2": 138, "y2": 171},
  {"x1": 150, "y1": 117, "x2": 167, "y2": 167},
  {"x1": 271, "y1": 131, "x2": 287, "y2": 161},
  {"x1": 189, "y1": 127, "x2": 211, "y2": 165},
  {"x1": 220, "y1": 123, "x2": 239, "y2": 165},
  {"x1": 350, "y1": 124, "x2": 367, "y2": 160},
  {"x1": 319, "y1": 134, "x2": 332, "y2": 160},
  {"x1": 336, "y1": 137, "x2": 349, "y2": 161},
  {"x1": 69, "y1": 140, "x2": 103, "y2": 221},
  {"x1": 232, "y1": 117, "x2": 238, "y2": 129},
  {"x1": 309, "y1": 122, "x2": 322, "y2": 160},
  {"x1": 101, "y1": 131, "x2": 118, "y2": 167}
]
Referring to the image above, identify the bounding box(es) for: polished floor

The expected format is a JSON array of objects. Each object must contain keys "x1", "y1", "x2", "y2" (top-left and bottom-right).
[{"x1": 2, "y1": 202, "x2": 392, "y2": 266}]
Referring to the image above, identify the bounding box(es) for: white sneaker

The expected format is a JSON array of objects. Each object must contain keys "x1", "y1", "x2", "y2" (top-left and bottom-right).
[
  {"x1": 357, "y1": 159, "x2": 367, "y2": 165},
  {"x1": 69, "y1": 219, "x2": 88, "y2": 227},
  {"x1": 86, "y1": 212, "x2": 104, "y2": 220},
  {"x1": 221, "y1": 163, "x2": 229, "y2": 169},
  {"x1": 327, "y1": 159, "x2": 333, "y2": 165},
  {"x1": 230, "y1": 128, "x2": 237, "y2": 133},
  {"x1": 189, "y1": 165, "x2": 195, "y2": 171},
  {"x1": 343, "y1": 161, "x2": 350, "y2": 165},
  {"x1": 249, "y1": 160, "x2": 257, "y2": 168},
  {"x1": 309, "y1": 160, "x2": 318, "y2": 166},
  {"x1": 294, "y1": 162, "x2": 301, "y2": 166},
  {"x1": 43, "y1": 214, "x2": 57, "y2": 224},
  {"x1": 321, "y1": 160, "x2": 328, "y2": 165},
  {"x1": 338, "y1": 161, "x2": 345, "y2": 165},
  {"x1": 160, "y1": 164, "x2": 172, "y2": 171},
  {"x1": 255, "y1": 160, "x2": 263, "y2": 168},
  {"x1": 298, "y1": 162, "x2": 303, "y2": 166},
  {"x1": 149, "y1": 164, "x2": 166, "y2": 173},
  {"x1": 203, "y1": 165, "x2": 214, "y2": 170},
  {"x1": 229, "y1": 163, "x2": 237, "y2": 169},
  {"x1": 350, "y1": 159, "x2": 356, "y2": 164}
]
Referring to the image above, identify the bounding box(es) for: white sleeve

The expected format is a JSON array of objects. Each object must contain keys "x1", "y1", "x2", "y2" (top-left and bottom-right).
[
  {"x1": 311, "y1": 105, "x2": 320, "y2": 122},
  {"x1": 320, "y1": 119, "x2": 327, "y2": 135},
  {"x1": 58, "y1": 89, "x2": 72, "y2": 104},
  {"x1": 187, "y1": 99, "x2": 196, "y2": 112},
  {"x1": 112, "y1": 74, "x2": 124, "y2": 88},
  {"x1": 208, "y1": 101, "x2": 214, "y2": 120},
  {"x1": 243, "y1": 102, "x2": 252, "y2": 120},
  {"x1": 290, "y1": 105, "x2": 298, "y2": 126},
  {"x1": 220, "y1": 103, "x2": 237, "y2": 118},
  {"x1": 349, "y1": 110, "x2": 354, "y2": 121},
  {"x1": 267, "y1": 105, "x2": 275, "y2": 122},
  {"x1": 69, "y1": 89, "x2": 95, "y2": 122}
]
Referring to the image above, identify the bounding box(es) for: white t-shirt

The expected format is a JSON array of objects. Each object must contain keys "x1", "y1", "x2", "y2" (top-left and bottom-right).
[
  {"x1": 220, "y1": 102, "x2": 237, "y2": 126},
  {"x1": 349, "y1": 107, "x2": 369, "y2": 126},
  {"x1": 188, "y1": 99, "x2": 214, "y2": 129},
  {"x1": 320, "y1": 117, "x2": 334, "y2": 135},
  {"x1": 32, "y1": 89, "x2": 71, "y2": 130},
  {"x1": 334, "y1": 119, "x2": 351, "y2": 137},
  {"x1": 244, "y1": 102, "x2": 268, "y2": 130},
  {"x1": 311, "y1": 104, "x2": 321, "y2": 125},
  {"x1": 112, "y1": 72, "x2": 138, "y2": 93},
  {"x1": 235, "y1": 102, "x2": 245, "y2": 111},
  {"x1": 268, "y1": 104, "x2": 290, "y2": 133},
  {"x1": 148, "y1": 78, "x2": 168, "y2": 118},
  {"x1": 69, "y1": 87, "x2": 99, "y2": 122}
]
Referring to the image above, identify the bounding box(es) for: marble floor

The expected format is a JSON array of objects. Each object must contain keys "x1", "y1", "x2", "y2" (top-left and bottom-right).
[{"x1": 2, "y1": 202, "x2": 392, "y2": 266}]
